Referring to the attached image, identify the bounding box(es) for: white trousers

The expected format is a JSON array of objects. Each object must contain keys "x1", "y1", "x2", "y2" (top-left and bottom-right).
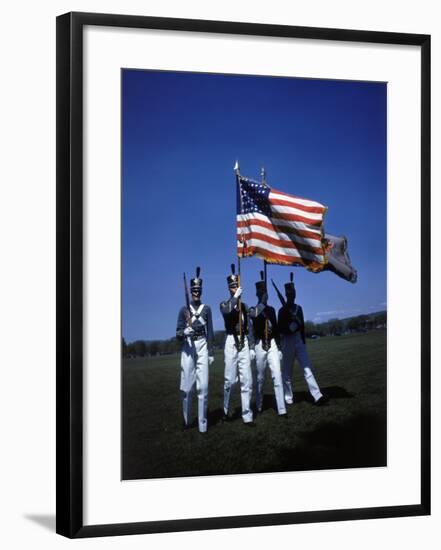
[
  {"x1": 223, "y1": 335, "x2": 253, "y2": 423},
  {"x1": 180, "y1": 337, "x2": 209, "y2": 432},
  {"x1": 280, "y1": 333, "x2": 322, "y2": 403},
  {"x1": 255, "y1": 339, "x2": 286, "y2": 415}
]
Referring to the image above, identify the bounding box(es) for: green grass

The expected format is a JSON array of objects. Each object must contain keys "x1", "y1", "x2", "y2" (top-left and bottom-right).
[{"x1": 122, "y1": 330, "x2": 386, "y2": 480}]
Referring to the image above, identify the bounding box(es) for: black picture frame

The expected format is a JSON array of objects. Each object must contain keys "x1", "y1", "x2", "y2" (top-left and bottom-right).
[{"x1": 56, "y1": 11, "x2": 431, "y2": 539}]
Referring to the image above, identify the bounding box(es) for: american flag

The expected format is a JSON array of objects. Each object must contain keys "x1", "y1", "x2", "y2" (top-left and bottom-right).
[{"x1": 236, "y1": 175, "x2": 328, "y2": 271}]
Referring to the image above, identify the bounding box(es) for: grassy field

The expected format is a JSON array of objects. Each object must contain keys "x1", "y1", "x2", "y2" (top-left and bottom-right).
[{"x1": 122, "y1": 330, "x2": 386, "y2": 480}]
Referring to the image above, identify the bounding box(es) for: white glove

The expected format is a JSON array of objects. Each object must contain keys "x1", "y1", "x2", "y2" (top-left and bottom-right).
[
  {"x1": 249, "y1": 349, "x2": 256, "y2": 361},
  {"x1": 183, "y1": 326, "x2": 194, "y2": 337},
  {"x1": 278, "y1": 350, "x2": 283, "y2": 361},
  {"x1": 233, "y1": 286, "x2": 243, "y2": 299},
  {"x1": 208, "y1": 356, "x2": 214, "y2": 366}
]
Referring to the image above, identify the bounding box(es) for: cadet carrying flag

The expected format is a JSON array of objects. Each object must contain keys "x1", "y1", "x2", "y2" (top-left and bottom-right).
[{"x1": 236, "y1": 175, "x2": 328, "y2": 271}]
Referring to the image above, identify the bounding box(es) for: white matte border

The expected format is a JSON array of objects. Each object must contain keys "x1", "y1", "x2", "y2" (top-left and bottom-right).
[{"x1": 83, "y1": 26, "x2": 421, "y2": 526}]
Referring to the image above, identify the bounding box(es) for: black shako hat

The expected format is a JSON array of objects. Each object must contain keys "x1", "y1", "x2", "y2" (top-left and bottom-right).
[
  {"x1": 190, "y1": 266, "x2": 202, "y2": 291},
  {"x1": 255, "y1": 270, "x2": 267, "y2": 294},
  {"x1": 284, "y1": 272, "x2": 295, "y2": 293},
  {"x1": 227, "y1": 263, "x2": 239, "y2": 288}
]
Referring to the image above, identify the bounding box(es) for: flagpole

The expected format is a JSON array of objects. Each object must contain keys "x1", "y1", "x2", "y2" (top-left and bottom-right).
[
  {"x1": 261, "y1": 166, "x2": 267, "y2": 186},
  {"x1": 261, "y1": 165, "x2": 268, "y2": 282},
  {"x1": 261, "y1": 167, "x2": 269, "y2": 344},
  {"x1": 235, "y1": 161, "x2": 244, "y2": 345}
]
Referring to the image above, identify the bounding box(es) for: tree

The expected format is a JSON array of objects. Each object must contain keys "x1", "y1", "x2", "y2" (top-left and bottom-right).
[
  {"x1": 134, "y1": 340, "x2": 147, "y2": 357},
  {"x1": 328, "y1": 318, "x2": 343, "y2": 335},
  {"x1": 304, "y1": 321, "x2": 317, "y2": 337},
  {"x1": 374, "y1": 311, "x2": 387, "y2": 327},
  {"x1": 213, "y1": 330, "x2": 225, "y2": 349},
  {"x1": 347, "y1": 317, "x2": 360, "y2": 332},
  {"x1": 126, "y1": 342, "x2": 136, "y2": 357},
  {"x1": 149, "y1": 340, "x2": 160, "y2": 356}
]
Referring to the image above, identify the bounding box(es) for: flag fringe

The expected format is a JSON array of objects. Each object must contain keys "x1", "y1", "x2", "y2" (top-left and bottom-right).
[{"x1": 238, "y1": 247, "x2": 327, "y2": 271}]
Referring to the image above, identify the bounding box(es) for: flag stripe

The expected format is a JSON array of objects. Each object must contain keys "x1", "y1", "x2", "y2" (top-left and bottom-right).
[
  {"x1": 237, "y1": 218, "x2": 322, "y2": 241},
  {"x1": 270, "y1": 189, "x2": 325, "y2": 209},
  {"x1": 269, "y1": 196, "x2": 326, "y2": 214},
  {"x1": 270, "y1": 203, "x2": 324, "y2": 222},
  {"x1": 237, "y1": 213, "x2": 323, "y2": 237},
  {"x1": 270, "y1": 210, "x2": 324, "y2": 226},
  {"x1": 238, "y1": 231, "x2": 324, "y2": 255},
  {"x1": 239, "y1": 237, "x2": 324, "y2": 262},
  {"x1": 237, "y1": 226, "x2": 323, "y2": 251}
]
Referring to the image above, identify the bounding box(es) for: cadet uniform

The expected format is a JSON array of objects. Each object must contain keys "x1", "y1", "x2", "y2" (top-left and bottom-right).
[
  {"x1": 278, "y1": 279, "x2": 323, "y2": 405},
  {"x1": 176, "y1": 271, "x2": 214, "y2": 432},
  {"x1": 220, "y1": 272, "x2": 254, "y2": 424},
  {"x1": 249, "y1": 280, "x2": 286, "y2": 416}
]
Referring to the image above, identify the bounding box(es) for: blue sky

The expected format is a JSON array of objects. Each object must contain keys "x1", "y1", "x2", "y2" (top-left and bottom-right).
[{"x1": 122, "y1": 69, "x2": 386, "y2": 341}]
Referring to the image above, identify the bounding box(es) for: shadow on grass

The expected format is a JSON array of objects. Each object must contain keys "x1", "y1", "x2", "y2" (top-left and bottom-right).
[
  {"x1": 276, "y1": 411, "x2": 386, "y2": 471},
  {"x1": 216, "y1": 385, "x2": 355, "y2": 418},
  {"x1": 208, "y1": 406, "x2": 255, "y2": 424},
  {"x1": 293, "y1": 385, "x2": 355, "y2": 404},
  {"x1": 252, "y1": 386, "x2": 354, "y2": 409},
  {"x1": 323, "y1": 385, "x2": 355, "y2": 399},
  {"x1": 207, "y1": 407, "x2": 226, "y2": 425},
  {"x1": 259, "y1": 393, "x2": 280, "y2": 413}
]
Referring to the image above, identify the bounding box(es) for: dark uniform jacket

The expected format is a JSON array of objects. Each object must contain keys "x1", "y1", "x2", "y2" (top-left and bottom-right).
[
  {"x1": 176, "y1": 301, "x2": 214, "y2": 355},
  {"x1": 278, "y1": 303, "x2": 306, "y2": 344},
  {"x1": 220, "y1": 296, "x2": 255, "y2": 350},
  {"x1": 248, "y1": 303, "x2": 280, "y2": 350}
]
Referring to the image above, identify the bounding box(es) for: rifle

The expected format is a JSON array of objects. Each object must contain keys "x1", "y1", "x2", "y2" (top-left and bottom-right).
[
  {"x1": 230, "y1": 263, "x2": 244, "y2": 351},
  {"x1": 261, "y1": 270, "x2": 269, "y2": 344},
  {"x1": 271, "y1": 279, "x2": 287, "y2": 307},
  {"x1": 272, "y1": 277, "x2": 302, "y2": 335},
  {"x1": 183, "y1": 272, "x2": 192, "y2": 327}
]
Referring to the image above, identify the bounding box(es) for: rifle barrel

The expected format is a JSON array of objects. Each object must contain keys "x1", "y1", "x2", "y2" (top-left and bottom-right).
[
  {"x1": 271, "y1": 278, "x2": 287, "y2": 307},
  {"x1": 183, "y1": 273, "x2": 192, "y2": 326}
]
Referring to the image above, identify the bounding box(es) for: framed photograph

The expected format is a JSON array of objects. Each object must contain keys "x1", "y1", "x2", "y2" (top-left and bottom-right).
[{"x1": 56, "y1": 11, "x2": 430, "y2": 538}]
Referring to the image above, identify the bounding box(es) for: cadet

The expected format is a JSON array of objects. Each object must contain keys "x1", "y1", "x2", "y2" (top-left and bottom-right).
[
  {"x1": 219, "y1": 264, "x2": 254, "y2": 425},
  {"x1": 278, "y1": 273, "x2": 325, "y2": 405},
  {"x1": 176, "y1": 267, "x2": 214, "y2": 432},
  {"x1": 248, "y1": 272, "x2": 287, "y2": 417}
]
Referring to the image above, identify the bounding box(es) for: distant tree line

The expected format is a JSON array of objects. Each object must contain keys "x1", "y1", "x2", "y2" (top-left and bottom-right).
[
  {"x1": 304, "y1": 311, "x2": 387, "y2": 338},
  {"x1": 123, "y1": 312, "x2": 386, "y2": 358},
  {"x1": 122, "y1": 330, "x2": 226, "y2": 358}
]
